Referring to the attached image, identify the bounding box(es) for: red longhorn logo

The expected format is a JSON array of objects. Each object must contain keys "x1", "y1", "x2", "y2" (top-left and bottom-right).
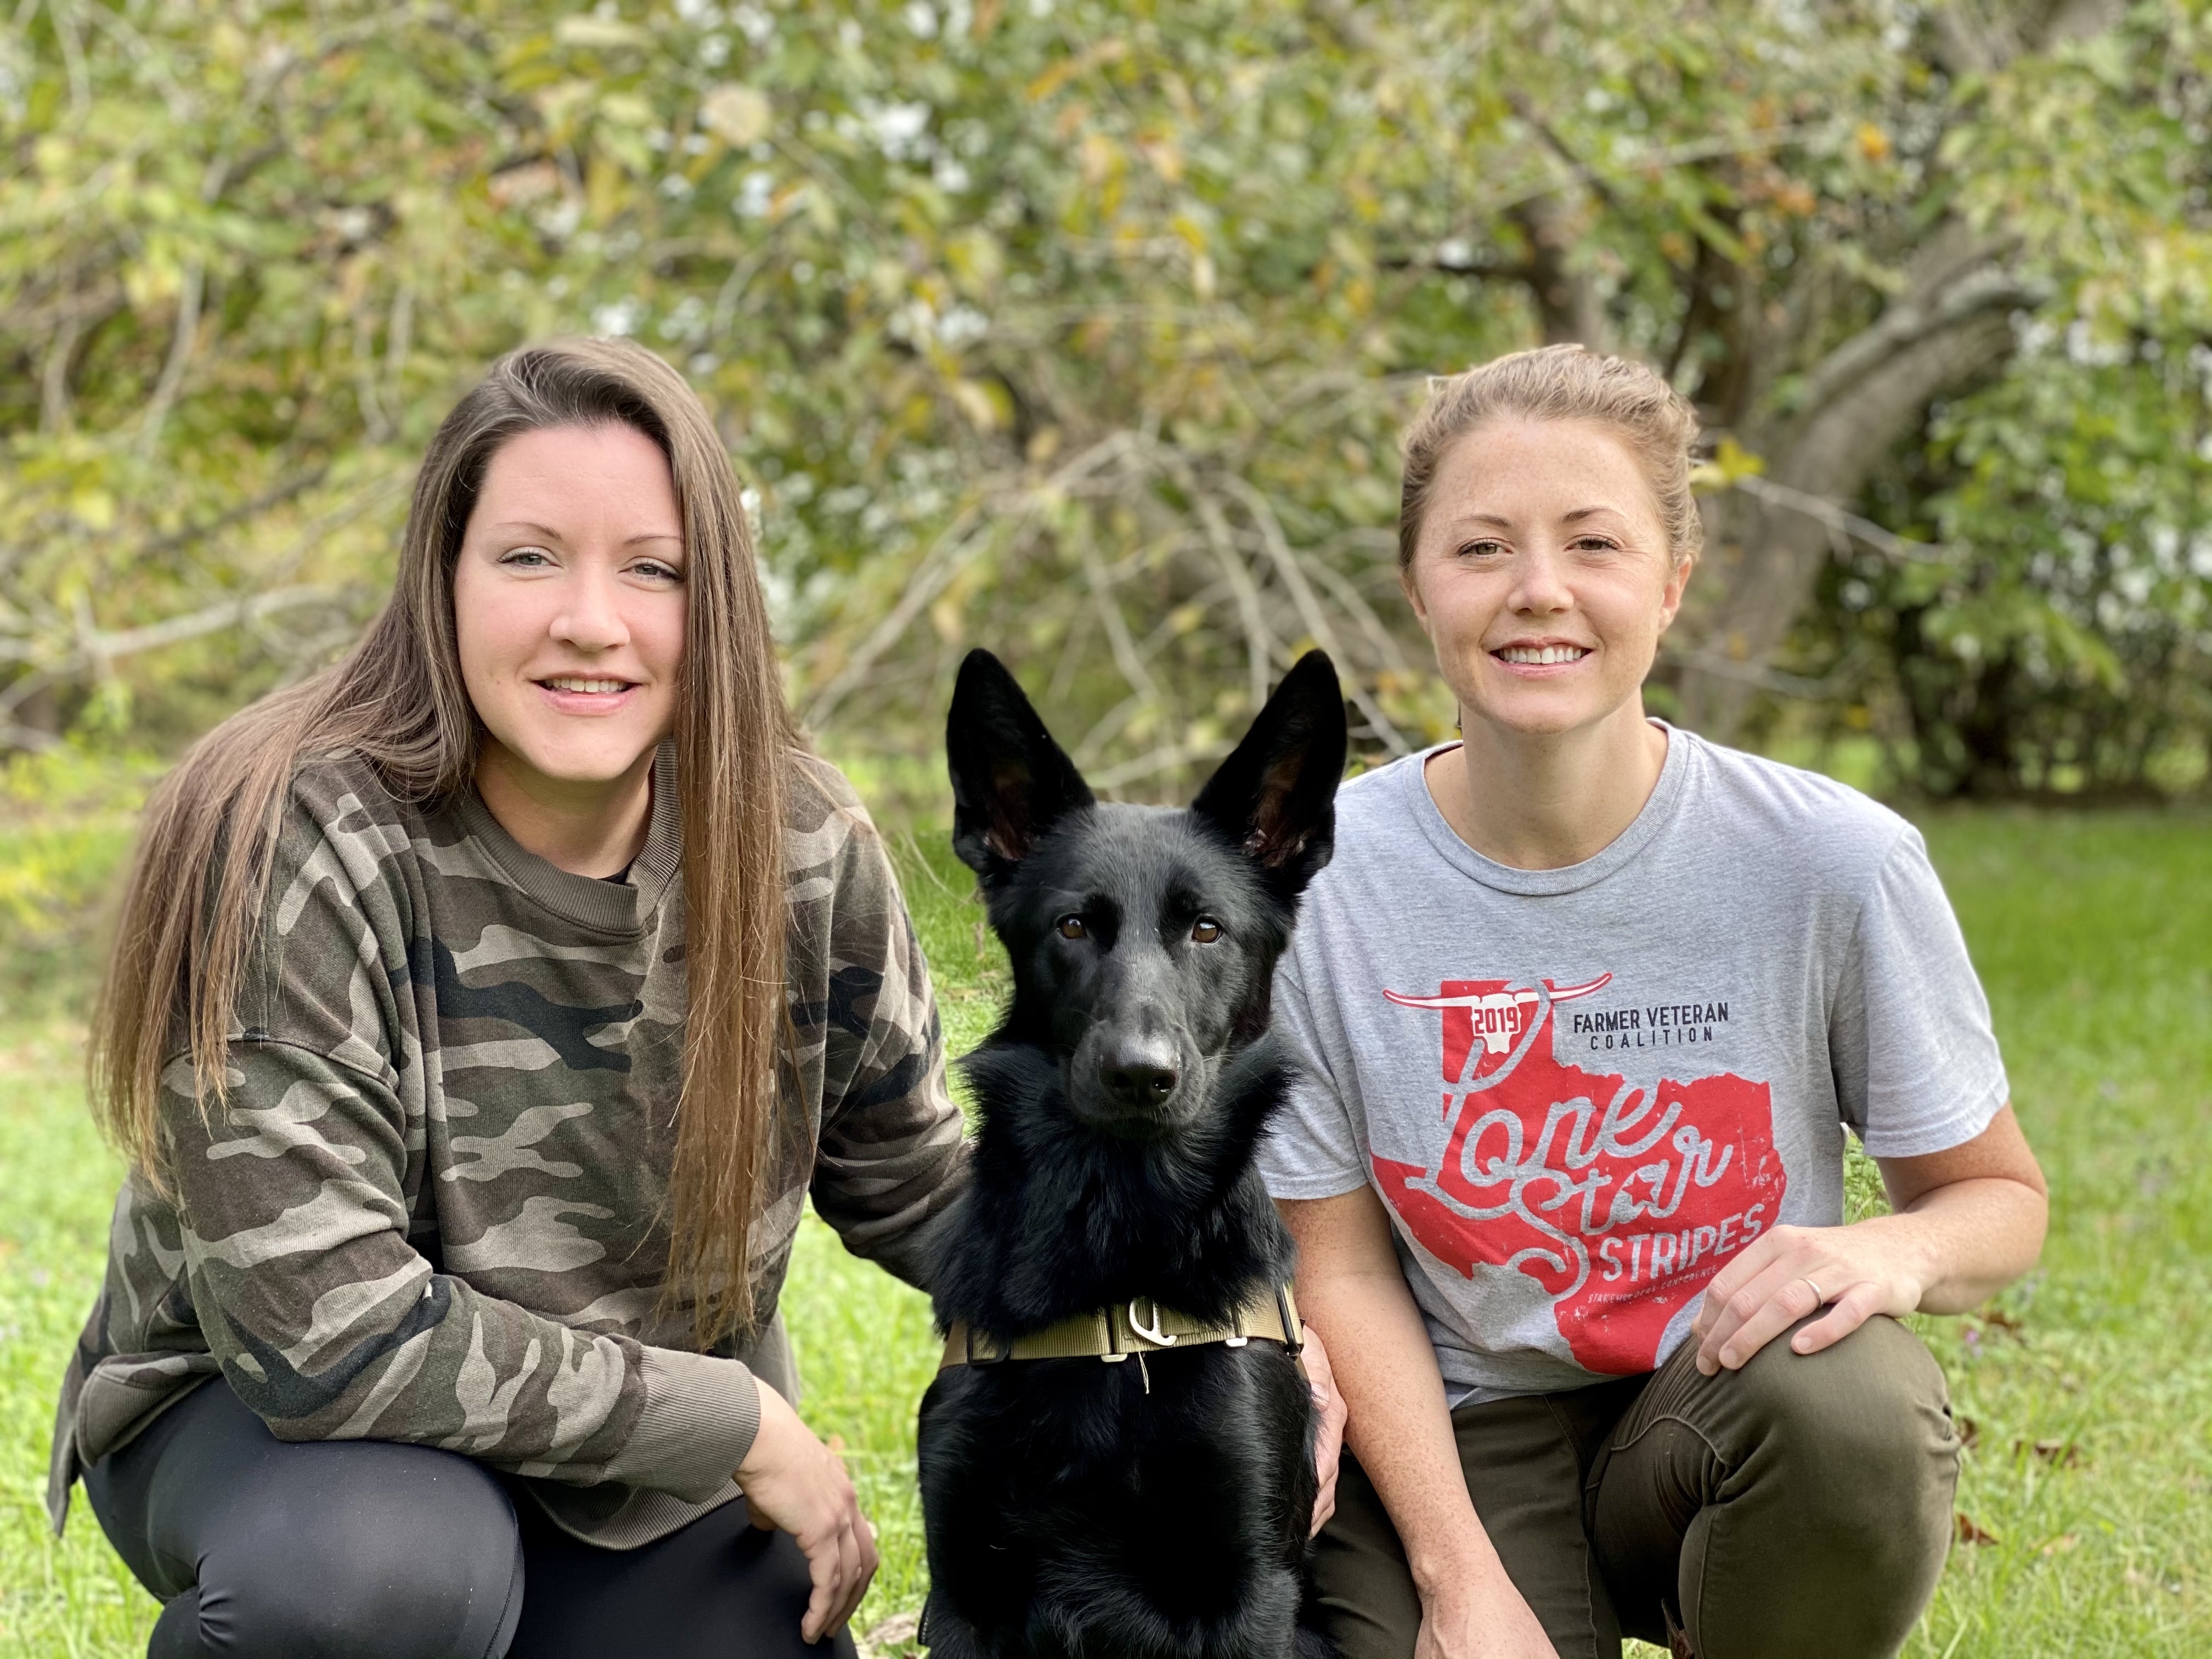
[{"x1": 1383, "y1": 974, "x2": 1613, "y2": 1088}]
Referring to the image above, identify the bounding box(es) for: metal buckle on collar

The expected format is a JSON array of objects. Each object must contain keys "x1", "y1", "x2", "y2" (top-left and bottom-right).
[
  {"x1": 1276, "y1": 1284, "x2": 1304, "y2": 1357},
  {"x1": 1127, "y1": 1297, "x2": 1177, "y2": 1347},
  {"x1": 966, "y1": 1327, "x2": 1010, "y2": 1366}
]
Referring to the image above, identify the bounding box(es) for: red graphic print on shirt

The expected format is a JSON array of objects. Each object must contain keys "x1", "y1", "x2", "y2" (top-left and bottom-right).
[{"x1": 1370, "y1": 975, "x2": 1787, "y2": 1374}]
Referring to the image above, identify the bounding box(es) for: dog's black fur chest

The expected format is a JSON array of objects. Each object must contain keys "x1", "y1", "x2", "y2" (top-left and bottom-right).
[
  {"x1": 917, "y1": 649, "x2": 1345, "y2": 1659},
  {"x1": 921, "y1": 1343, "x2": 1315, "y2": 1656},
  {"x1": 918, "y1": 1036, "x2": 1321, "y2": 1659}
]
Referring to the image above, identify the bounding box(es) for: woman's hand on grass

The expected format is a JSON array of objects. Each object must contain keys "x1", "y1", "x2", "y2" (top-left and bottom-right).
[
  {"x1": 1300, "y1": 1322, "x2": 1348, "y2": 1536},
  {"x1": 1688, "y1": 1221, "x2": 1926, "y2": 1375},
  {"x1": 736, "y1": 1382, "x2": 878, "y2": 1643}
]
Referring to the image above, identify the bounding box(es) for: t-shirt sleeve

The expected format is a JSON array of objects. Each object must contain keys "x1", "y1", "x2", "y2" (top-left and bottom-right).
[
  {"x1": 1256, "y1": 956, "x2": 1370, "y2": 1201},
  {"x1": 1830, "y1": 827, "x2": 2010, "y2": 1158}
]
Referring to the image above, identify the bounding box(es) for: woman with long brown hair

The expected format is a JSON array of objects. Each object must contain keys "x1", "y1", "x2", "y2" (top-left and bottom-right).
[{"x1": 46, "y1": 338, "x2": 966, "y2": 1659}]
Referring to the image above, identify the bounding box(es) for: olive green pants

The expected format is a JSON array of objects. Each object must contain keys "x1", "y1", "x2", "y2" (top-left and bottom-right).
[{"x1": 1311, "y1": 1316, "x2": 1960, "y2": 1659}]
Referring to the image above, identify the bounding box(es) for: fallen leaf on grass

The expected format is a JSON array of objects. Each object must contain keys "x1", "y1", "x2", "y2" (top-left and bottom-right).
[
  {"x1": 1954, "y1": 1415, "x2": 1980, "y2": 1451},
  {"x1": 1955, "y1": 1513, "x2": 2000, "y2": 1545},
  {"x1": 856, "y1": 1611, "x2": 922, "y2": 1659},
  {"x1": 2039, "y1": 1533, "x2": 2080, "y2": 1556},
  {"x1": 1962, "y1": 1307, "x2": 2024, "y2": 1353},
  {"x1": 2017, "y1": 1437, "x2": 2080, "y2": 1468}
]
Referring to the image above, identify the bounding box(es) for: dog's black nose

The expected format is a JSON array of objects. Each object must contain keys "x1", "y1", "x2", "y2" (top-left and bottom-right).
[{"x1": 1101, "y1": 1060, "x2": 1178, "y2": 1110}]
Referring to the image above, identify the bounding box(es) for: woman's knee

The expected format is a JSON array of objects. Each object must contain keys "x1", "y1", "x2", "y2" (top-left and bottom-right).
[
  {"x1": 185, "y1": 1443, "x2": 523, "y2": 1659},
  {"x1": 1671, "y1": 1319, "x2": 1960, "y2": 1655},
  {"x1": 1728, "y1": 1314, "x2": 1959, "y2": 1522}
]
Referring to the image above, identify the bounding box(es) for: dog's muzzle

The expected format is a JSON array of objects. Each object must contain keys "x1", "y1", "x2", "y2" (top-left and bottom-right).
[{"x1": 1070, "y1": 1025, "x2": 1205, "y2": 1132}]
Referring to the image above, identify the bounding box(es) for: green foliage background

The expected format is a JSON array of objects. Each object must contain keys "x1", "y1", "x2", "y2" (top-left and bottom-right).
[{"x1": 2, "y1": 0, "x2": 2210, "y2": 796}]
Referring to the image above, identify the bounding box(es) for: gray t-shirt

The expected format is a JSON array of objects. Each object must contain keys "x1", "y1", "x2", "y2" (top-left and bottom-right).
[{"x1": 1259, "y1": 725, "x2": 2009, "y2": 1400}]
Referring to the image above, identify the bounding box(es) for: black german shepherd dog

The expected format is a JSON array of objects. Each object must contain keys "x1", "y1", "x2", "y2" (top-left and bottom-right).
[{"x1": 917, "y1": 647, "x2": 1346, "y2": 1659}]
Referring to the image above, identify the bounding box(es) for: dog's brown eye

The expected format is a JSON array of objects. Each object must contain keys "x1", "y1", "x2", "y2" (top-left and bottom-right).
[
  {"x1": 1057, "y1": 915, "x2": 1088, "y2": 940},
  {"x1": 1191, "y1": 917, "x2": 1222, "y2": 944}
]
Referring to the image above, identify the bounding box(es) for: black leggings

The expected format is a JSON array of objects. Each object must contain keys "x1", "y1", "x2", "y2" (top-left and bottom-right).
[{"x1": 83, "y1": 1378, "x2": 860, "y2": 1659}]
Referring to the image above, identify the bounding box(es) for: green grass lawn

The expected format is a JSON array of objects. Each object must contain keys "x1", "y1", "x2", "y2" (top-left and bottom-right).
[{"x1": 3, "y1": 809, "x2": 2208, "y2": 1656}]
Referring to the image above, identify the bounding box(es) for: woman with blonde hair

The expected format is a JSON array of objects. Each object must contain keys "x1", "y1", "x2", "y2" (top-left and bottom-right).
[
  {"x1": 1263, "y1": 346, "x2": 2048, "y2": 1658},
  {"x1": 48, "y1": 338, "x2": 964, "y2": 1658}
]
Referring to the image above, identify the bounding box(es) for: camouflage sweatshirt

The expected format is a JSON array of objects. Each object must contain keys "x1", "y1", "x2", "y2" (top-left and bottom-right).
[{"x1": 49, "y1": 743, "x2": 965, "y2": 1548}]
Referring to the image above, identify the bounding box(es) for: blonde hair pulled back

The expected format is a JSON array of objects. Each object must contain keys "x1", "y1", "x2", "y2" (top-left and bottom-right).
[{"x1": 1397, "y1": 344, "x2": 1703, "y2": 571}]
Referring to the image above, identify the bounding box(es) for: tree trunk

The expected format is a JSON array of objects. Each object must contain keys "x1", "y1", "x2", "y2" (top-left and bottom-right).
[
  {"x1": 1663, "y1": 0, "x2": 2125, "y2": 743},
  {"x1": 1673, "y1": 238, "x2": 2028, "y2": 741},
  {"x1": 1510, "y1": 194, "x2": 1611, "y2": 352}
]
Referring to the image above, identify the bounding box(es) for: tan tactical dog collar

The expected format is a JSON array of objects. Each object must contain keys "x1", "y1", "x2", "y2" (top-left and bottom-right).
[{"x1": 940, "y1": 1284, "x2": 1302, "y2": 1369}]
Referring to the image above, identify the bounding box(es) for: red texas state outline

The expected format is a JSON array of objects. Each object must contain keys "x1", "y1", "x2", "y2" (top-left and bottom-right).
[{"x1": 1373, "y1": 988, "x2": 1786, "y2": 1374}]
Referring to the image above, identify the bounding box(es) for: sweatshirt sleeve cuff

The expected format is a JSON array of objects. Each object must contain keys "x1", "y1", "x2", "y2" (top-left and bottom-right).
[{"x1": 606, "y1": 1347, "x2": 762, "y2": 1502}]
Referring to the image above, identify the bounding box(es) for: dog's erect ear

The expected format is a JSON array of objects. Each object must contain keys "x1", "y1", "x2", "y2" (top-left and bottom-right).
[
  {"x1": 1190, "y1": 651, "x2": 1347, "y2": 898},
  {"x1": 947, "y1": 649, "x2": 1096, "y2": 883}
]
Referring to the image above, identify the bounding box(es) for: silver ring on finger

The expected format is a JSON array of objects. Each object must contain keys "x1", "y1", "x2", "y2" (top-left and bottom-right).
[{"x1": 1801, "y1": 1276, "x2": 1826, "y2": 1306}]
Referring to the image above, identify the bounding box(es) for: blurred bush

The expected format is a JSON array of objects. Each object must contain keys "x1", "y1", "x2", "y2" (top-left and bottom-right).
[
  {"x1": 0, "y1": 747, "x2": 157, "y2": 1019},
  {"x1": 1797, "y1": 348, "x2": 2212, "y2": 798}
]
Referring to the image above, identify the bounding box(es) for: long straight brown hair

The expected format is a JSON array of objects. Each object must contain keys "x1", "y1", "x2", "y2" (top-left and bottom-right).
[{"x1": 92, "y1": 337, "x2": 795, "y2": 1343}]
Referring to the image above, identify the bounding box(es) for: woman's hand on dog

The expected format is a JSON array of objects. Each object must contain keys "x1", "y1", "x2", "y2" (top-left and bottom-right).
[
  {"x1": 736, "y1": 1382, "x2": 879, "y2": 1643},
  {"x1": 1302, "y1": 1325, "x2": 1349, "y2": 1536}
]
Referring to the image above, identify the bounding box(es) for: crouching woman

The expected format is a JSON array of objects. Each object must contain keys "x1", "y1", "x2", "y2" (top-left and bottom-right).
[
  {"x1": 48, "y1": 338, "x2": 964, "y2": 1659},
  {"x1": 1266, "y1": 347, "x2": 2048, "y2": 1659}
]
